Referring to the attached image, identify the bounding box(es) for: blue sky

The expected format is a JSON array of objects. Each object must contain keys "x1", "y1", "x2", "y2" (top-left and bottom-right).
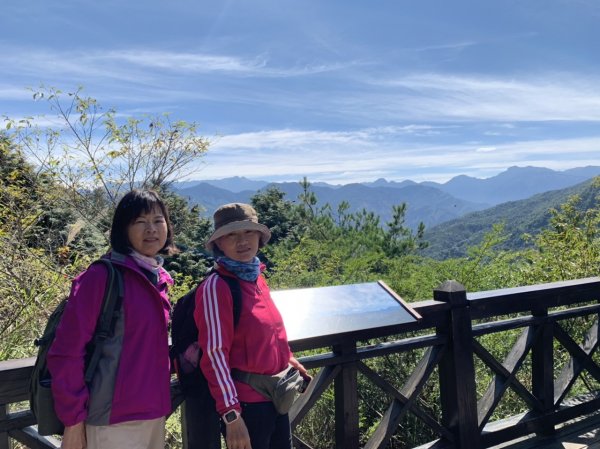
[{"x1": 2, "y1": 0, "x2": 600, "y2": 184}]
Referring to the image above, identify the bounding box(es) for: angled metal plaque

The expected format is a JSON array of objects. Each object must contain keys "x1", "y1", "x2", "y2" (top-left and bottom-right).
[{"x1": 271, "y1": 281, "x2": 420, "y2": 346}]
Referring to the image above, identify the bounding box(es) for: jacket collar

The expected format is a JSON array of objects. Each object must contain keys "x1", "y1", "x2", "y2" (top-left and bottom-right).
[{"x1": 105, "y1": 251, "x2": 174, "y2": 287}]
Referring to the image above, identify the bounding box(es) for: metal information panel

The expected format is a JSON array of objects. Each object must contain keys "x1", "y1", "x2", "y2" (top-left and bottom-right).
[{"x1": 271, "y1": 280, "x2": 421, "y2": 346}]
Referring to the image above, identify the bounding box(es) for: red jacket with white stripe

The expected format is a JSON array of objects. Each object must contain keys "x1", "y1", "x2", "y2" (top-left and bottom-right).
[{"x1": 193, "y1": 264, "x2": 291, "y2": 415}]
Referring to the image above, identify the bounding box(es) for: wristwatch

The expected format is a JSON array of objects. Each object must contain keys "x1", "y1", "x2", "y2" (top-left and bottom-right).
[{"x1": 222, "y1": 409, "x2": 241, "y2": 425}]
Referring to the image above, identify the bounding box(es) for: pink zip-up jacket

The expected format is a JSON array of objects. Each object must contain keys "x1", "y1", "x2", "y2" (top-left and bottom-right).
[
  {"x1": 194, "y1": 264, "x2": 292, "y2": 415},
  {"x1": 47, "y1": 252, "x2": 173, "y2": 427}
]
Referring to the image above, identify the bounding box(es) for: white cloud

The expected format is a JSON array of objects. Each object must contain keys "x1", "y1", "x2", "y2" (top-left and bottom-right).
[
  {"x1": 0, "y1": 86, "x2": 35, "y2": 101},
  {"x1": 4, "y1": 42, "x2": 600, "y2": 126},
  {"x1": 0, "y1": 45, "x2": 352, "y2": 85},
  {"x1": 195, "y1": 128, "x2": 600, "y2": 183},
  {"x1": 105, "y1": 50, "x2": 269, "y2": 74},
  {"x1": 366, "y1": 73, "x2": 600, "y2": 122},
  {"x1": 3, "y1": 45, "x2": 600, "y2": 186},
  {"x1": 213, "y1": 129, "x2": 374, "y2": 150}
]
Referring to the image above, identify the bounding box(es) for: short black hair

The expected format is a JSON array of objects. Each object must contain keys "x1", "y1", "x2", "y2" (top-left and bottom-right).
[{"x1": 110, "y1": 189, "x2": 177, "y2": 255}]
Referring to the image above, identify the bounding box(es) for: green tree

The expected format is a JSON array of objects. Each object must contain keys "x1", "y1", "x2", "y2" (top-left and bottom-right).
[
  {"x1": 251, "y1": 186, "x2": 300, "y2": 245},
  {"x1": 161, "y1": 188, "x2": 213, "y2": 280},
  {"x1": 5, "y1": 87, "x2": 210, "y2": 246},
  {"x1": 385, "y1": 203, "x2": 428, "y2": 257},
  {"x1": 0, "y1": 135, "x2": 88, "y2": 359},
  {"x1": 267, "y1": 179, "x2": 429, "y2": 290},
  {"x1": 519, "y1": 178, "x2": 600, "y2": 283}
]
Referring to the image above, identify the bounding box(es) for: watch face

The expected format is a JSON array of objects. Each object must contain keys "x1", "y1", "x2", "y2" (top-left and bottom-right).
[{"x1": 224, "y1": 410, "x2": 238, "y2": 423}]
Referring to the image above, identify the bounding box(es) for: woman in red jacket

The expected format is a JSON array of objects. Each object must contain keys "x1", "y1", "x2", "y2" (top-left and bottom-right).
[
  {"x1": 47, "y1": 189, "x2": 176, "y2": 449},
  {"x1": 194, "y1": 203, "x2": 308, "y2": 449}
]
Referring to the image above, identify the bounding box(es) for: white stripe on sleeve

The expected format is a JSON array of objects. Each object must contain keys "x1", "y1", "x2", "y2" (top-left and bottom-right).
[{"x1": 202, "y1": 274, "x2": 237, "y2": 407}]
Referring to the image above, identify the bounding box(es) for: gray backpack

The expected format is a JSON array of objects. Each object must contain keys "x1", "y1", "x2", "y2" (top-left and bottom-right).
[{"x1": 30, "y1": 258, "x2": 123, "y2": 435}]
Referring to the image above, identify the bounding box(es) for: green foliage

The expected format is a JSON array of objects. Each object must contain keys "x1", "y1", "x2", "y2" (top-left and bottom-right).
[
  {"x1": 266, "y1": 179, "x2": 428, "y2": 291},
  {"x1": 0, "y1": 135, "x2": 92, "y2": 359},
  {"x1": 251, "y1": 186, "x2": 300, "y2": 245},
  {"x1": 161, "y1": 188, "x2": 213, "y2": 279},
  {"x1": 424, "y1": 178, "x2": 598, "y2": 260},
  {"x1": 385, "y1": 203, "x2": 428, "y2": 257},
  {"x1": 104, "y1": 112, "x2": 210, "y2": 191},
  {"x1": 518, "y1": 179, "x2": 600, "y2": 283},
  {"x1": 422, "y1": 223, "x2": 526, "y2": 293},
  {"x1": 5, "y1": 87, "x2": 210, "y2": 235},
  {"x1": 165, "y1": 409, "x2": 184, "y2": 449}
]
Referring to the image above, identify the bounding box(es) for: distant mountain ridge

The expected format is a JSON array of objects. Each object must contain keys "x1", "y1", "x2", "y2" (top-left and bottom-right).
[
  {"x1": 421, "y1": 166, "x2": 600, "y2": 205},
  {"x1": 194, "y1": 165, "x2": 600, "y2": 207},
  {"x1": 173, "y1": 181, "x2": 485, "y2": 229},
  {"x1": 423, "y1": 178, "x2": 600, "y2": 259},
  {"x1": 172, "y1": 166, "x2": 600, "y2": 232}
]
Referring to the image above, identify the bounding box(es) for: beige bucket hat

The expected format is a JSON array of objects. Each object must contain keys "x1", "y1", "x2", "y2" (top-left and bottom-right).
[{"x1": 205, "y1": 203, "x2": 271, "y2": 252}]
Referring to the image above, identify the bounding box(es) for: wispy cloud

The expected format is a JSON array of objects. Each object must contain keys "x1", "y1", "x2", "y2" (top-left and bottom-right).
[
  {"x1": 408, "y1": 32, "x2": 538, "y2": 54},
  {"x1": 362, "y1": 73, "x2": 600, "y2": 122},
  {"x1": 4, "y1": 42, "x2": 600, "y2": 127},
  {"x1": 3, "y1": 48, "x2": 599, "y2": 186},
  {"x1": 0, "y1": 86, "x2": 35, "y2": 101},
  {"x1": 0, "y1": 45, "x2": 351, "y2": 84},
  {"x1": 410, "y1": 41, "x2": 479, "y2": 53},
  {"x1": 197, "y1": 128, "x2": 600, "y2": 183},
  {"x1": 109, "y1": 51, "x2": 266, "y2": 73},
  {"x1": 212, "y1": 125, "x2": 447, "y2": 150}
]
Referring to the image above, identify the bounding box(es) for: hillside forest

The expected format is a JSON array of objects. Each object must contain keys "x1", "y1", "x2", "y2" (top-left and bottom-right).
[{"x1": 2, "y1": 90, "x2": 600, "y2": 448}]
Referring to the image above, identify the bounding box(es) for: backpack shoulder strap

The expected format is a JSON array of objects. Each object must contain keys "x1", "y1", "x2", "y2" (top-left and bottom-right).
[
  {"x1": 210, "y1": 269, "x2": 243, "y2": 328},
  {"x1": 224, "y1": 275, "x2": 242, "y2": 328},
  {"x1": 84, "y1": 258, "x2": 124, "y2": 384}
]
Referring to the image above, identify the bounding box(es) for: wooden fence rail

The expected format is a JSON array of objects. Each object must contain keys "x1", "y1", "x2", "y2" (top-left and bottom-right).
[{"x1": 2, "y1": 277, "x2": 600, "y2": 449}]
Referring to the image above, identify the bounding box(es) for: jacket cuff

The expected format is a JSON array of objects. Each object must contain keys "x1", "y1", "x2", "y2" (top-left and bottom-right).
[{"x1": 218, "y1": 403, "x2": 241, "y2": 416}]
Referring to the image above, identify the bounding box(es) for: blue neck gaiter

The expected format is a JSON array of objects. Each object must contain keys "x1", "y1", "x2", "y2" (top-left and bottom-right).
[{"x1": 218, "y1": 256, "x2": 261, "y2": 282}]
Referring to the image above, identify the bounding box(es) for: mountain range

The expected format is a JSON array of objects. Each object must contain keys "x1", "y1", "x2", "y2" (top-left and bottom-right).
[
  {"x1": 173, "y1": 166, "x2": 600, "y2": 232},
  {"x1": 422, "y1": 177, "x2": 600, "y2": 259}
]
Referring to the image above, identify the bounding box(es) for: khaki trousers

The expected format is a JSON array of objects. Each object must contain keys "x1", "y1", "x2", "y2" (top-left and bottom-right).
[{"x1": 86, "y1": 417, "x2": 166, "y2": 449}]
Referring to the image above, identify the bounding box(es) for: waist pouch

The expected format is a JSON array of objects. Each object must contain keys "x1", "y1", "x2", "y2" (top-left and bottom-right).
[{"x1": 231, "y1": 365, "x2": 305, "y2": 415}]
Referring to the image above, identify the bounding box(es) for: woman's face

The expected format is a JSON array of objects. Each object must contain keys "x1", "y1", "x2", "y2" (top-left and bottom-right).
[
  {"x1": 216, "y1": 229, "x2": 261, "y2": 263},
  {"x1": 127, "y1": 206, "x2": 168, "y2": 257}
]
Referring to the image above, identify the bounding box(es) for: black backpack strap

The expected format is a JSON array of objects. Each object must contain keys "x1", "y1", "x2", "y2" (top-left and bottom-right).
[
  {"x1": 219, "y1": 274, "x2": 242, "y2": 327},
  {"x1": 202, "y1": 267, "x2": 243, "y2": 328},
  {"x1": 84, "y1": 258, "x2": 124, "y2": 384}
]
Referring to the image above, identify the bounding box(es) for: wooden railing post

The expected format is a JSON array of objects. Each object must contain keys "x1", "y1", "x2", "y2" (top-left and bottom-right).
[
  {"x1": 0, "y1": 404, "x2": 10, "y2": 449},
  {"x1": 435, "y1": 280, "x2": 480, "y2": 449},
  {"x1": 531, "y1": 308, "x2": 555, "y2": 436},
  {"x1": 333, "y1": 340, "x2": 359, "y2": 449}
]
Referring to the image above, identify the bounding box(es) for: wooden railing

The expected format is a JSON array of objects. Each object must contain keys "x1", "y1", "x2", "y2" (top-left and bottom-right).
[{"x1": 2, "y1": 277, "x2": 600, "y2": 449}]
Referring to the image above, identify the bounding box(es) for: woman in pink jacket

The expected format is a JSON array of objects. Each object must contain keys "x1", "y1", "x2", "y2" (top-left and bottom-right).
[
  {"x1": 194, "y1": 203, "x2": 308, "y2": 449},
  {"x1": 47, "y1": 189, "x2": 176, "y2": 449}
]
